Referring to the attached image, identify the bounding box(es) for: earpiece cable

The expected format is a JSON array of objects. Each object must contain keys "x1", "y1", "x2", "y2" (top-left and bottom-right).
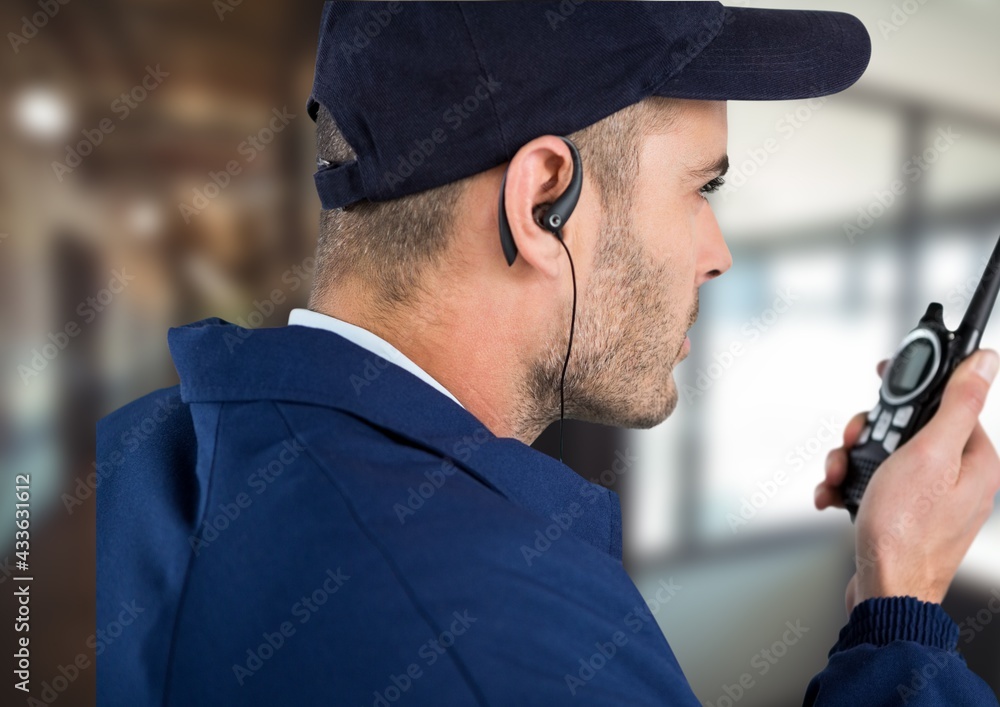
[{"x1": 555, "y1": 230, "x2": 577, "y2": 464}]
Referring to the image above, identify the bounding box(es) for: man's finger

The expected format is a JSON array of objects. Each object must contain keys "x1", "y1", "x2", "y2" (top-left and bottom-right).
[
  {"x1": 876, "y1": 358, "x2": 889, "y2": 378},
  {"x1": 917, "y1": 350, "x2": 999, "y2": 459},
  {"x1": 843, "y1": 411, "x2": 868, "y2": 447},
  {"x1": 815, "y1": 482, "x2": 844, "y2": 510},
  {"x1": 824, "y1": 446, "x2": 849, "y2": 485},
  {"x1": 815, "y1": 412, "x2": 871, "y2": 510}
]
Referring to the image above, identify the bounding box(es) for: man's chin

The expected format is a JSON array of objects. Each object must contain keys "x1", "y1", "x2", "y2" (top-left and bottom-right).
[
  {"x1": 585, "y1": 378, "x2": 679, "y2": 430},
  {"x1": 633, "y1": 381, "x2": 679, "y2": 429}
]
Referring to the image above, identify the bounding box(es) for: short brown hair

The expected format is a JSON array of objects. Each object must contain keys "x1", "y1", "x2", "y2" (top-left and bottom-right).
[{"x1": 308, "y1": 98, "x2": 680, "y2": 310}]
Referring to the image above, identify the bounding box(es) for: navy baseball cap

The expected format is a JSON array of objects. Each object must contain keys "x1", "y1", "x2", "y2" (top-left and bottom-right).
[{"x1": 308, "y1": 1, "x2": 871, "y2": 210}]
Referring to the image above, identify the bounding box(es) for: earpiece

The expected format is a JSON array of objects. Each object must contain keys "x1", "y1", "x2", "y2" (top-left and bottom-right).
[
  {"x1": 496, "y1": 136, "x2": 583, "y2": 464},
  {"x1": 498, "y1": 136, "x2": 583, "y2": 266}
]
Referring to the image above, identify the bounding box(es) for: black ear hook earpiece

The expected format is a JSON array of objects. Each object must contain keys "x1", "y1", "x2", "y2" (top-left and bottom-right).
[
  {"x1": 498, "y1": 136, "x2": 583, "y2": 266},
  {"x1": 496, "y1": 136, "x2": 583, "y2": 464}
]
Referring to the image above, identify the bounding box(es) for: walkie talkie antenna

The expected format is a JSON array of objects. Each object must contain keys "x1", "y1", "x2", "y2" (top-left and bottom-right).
[{"x1": 954, "y1": 234, "x2": 1000, "y2": 357}]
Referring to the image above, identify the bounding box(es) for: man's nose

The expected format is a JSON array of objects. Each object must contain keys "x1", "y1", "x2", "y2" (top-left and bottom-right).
[{"x1": 696, "y1": 205, "x2": 732, "y2": 286}]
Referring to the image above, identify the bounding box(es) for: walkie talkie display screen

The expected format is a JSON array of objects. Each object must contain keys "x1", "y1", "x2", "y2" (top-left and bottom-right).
[{"x1": 887, "y1": 340, "x2": 934, "y2": 395}]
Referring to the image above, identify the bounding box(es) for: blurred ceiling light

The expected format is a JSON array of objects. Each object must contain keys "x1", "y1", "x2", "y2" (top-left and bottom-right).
[
  {"x1": 14, "y1": 87, "x2": 72, "y2": 141},
  {"x1": 127, "y1": 200, "x2": 164, "y2": 241}
]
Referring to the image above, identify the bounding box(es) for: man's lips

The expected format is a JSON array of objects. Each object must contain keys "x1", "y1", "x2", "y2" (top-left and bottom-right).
[{"x1": 676, "y1": 334, "x2": 691, "y2": 362}]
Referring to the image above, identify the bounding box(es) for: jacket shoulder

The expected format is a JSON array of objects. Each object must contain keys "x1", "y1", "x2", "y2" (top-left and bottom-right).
[{"x1": 98, "y1": 385, "x2": 190, "y2": 455}]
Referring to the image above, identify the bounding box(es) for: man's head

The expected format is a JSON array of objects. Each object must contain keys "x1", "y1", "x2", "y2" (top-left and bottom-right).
[
  {"x1": 310, "y1": 96, "x2": 730, "y2": 439},
  {"x1": 304, "y1": 1, "x2": 869, "y2": 441}
]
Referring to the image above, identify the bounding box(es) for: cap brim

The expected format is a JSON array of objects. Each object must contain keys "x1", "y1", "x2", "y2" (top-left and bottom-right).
[{"x1": 655, "y1": 7, "x2": 871, "y2": 101}]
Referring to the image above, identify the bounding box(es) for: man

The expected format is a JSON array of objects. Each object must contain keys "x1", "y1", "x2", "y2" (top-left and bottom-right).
[{"x1": 97, "y1": 2, "x2": 1000, "y2": 705}]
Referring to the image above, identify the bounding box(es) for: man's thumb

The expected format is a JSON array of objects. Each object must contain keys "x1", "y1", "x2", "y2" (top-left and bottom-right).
[{"x1": 920, "y1": 349, "x2": 998, "y2": 455}]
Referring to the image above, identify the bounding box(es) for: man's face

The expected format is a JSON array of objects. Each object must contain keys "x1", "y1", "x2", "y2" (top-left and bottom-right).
[{"x1": 561, "y1": 100, "x2": 732, "y2": 429}]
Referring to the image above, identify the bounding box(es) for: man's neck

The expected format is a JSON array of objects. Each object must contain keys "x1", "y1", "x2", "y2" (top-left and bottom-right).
[{"x1": 313, "y1": 288, "x2": 548, "y2": 444}]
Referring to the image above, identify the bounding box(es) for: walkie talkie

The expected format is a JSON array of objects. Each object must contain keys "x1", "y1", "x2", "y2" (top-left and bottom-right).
[{"x1": 841, "y1": 234, "x2": 1000, "y2": 521}]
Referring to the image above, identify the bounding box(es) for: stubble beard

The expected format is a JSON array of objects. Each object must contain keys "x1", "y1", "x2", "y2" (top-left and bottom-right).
[{"x1": 519, "y1": 205, "x2": 696, "y2": 438}]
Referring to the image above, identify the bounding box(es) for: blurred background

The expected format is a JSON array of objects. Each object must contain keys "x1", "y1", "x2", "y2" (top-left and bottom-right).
[{"x1": 1, "y1": 0, "x2": 998, "y2": 705}]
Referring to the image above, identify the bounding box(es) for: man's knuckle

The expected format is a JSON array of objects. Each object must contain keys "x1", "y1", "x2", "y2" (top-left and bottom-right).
[
  {"x1": 959, "y1": 379, "x2": 988, "y2": 415},
  {"x1": 907, "y1": 436, "x2": 938, "y2": 464}
]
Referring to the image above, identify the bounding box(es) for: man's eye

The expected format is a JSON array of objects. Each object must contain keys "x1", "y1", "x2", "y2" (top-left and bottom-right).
[{"x1": 700, "y1": 176, "x2": 725, "y2": 196}]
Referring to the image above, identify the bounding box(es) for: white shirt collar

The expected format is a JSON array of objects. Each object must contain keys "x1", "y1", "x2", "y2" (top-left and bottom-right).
[{"x1": 287, "y1": 308, "x2": 465, "y2": 409}]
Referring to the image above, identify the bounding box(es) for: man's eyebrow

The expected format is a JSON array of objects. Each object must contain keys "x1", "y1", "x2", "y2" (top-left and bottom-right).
[{"x1": 687, "y1": 154, "x2": 729, "y2": 181}]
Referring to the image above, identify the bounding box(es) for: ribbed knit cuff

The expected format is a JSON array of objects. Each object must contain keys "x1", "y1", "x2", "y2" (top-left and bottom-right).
[{"x1": 833, "y1": 596, "x2": 959, "y2": 654}]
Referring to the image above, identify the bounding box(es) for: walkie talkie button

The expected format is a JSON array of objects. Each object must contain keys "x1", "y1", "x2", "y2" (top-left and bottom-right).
[
  {"x1": 892, "y1": 406, "x2": 914, "y2": 427},
  {"x1": 883, "y1": 430, "x2": 902, "y2": 453},
  {"x1": 858, "y1": 425, "x2": 871, "y2": 445},
  {"x1": 867, "y1": 404, "x2": 881, "y2": 422},
  {"x1": 872, "y1": 411, "x2": 892, "y2": 441}
]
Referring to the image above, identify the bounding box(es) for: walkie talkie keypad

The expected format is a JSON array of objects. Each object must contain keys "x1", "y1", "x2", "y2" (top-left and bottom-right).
[
  {"x1": 892, "y1": 406, "x2": 914, "y2": 427},
  {"x1": 857, "y1": 402, "x2": 915, "y2": 454},
  {"x1": 872, "y1": 410, "x2": 892, "y2": 441},
  {"x1": 883, "y1": 430, "x2": 902, "y2": 453}
]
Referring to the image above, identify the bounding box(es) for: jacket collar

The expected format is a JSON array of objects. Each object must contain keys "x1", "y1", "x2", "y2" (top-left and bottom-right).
[{"x1": 168, "y1": 318, "x2": 622, "y2": 560}]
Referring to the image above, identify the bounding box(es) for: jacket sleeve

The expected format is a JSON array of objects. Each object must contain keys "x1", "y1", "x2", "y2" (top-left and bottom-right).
[{"x1": 803, "y1": 596, "x2": 998, "y2": 706}]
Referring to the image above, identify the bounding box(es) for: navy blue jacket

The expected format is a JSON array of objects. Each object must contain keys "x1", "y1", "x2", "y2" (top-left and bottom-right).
[{"x1": 97, "y1": 318, "x2": 998, "y2": 705}]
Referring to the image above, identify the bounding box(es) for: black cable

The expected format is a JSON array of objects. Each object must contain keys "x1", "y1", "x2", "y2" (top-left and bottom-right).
[{"x1": 554, "y1": 230, "x2": 577, "y2": 464}]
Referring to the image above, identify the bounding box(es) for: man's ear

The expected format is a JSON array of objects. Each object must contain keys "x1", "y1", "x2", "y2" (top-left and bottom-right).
[{"x1": 500, "y1": 136, "x2": 579, "y2": 279}]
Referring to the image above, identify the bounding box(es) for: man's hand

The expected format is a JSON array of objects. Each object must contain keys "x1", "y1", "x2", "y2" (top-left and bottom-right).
[{"x1": 815, "y1": 349, "x2": 1000, "y2": 614}]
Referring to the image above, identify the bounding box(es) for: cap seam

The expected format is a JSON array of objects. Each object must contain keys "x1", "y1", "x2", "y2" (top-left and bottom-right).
[
  {"x1": 456, "y1": 3, "x2": 508, "y2": 158},
  {"x1": 703, "y1": 10, "x2": 832, "y2": 59},
  {"x1": 645, "y1": 3, "x2": 729, "y2": 94}
]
